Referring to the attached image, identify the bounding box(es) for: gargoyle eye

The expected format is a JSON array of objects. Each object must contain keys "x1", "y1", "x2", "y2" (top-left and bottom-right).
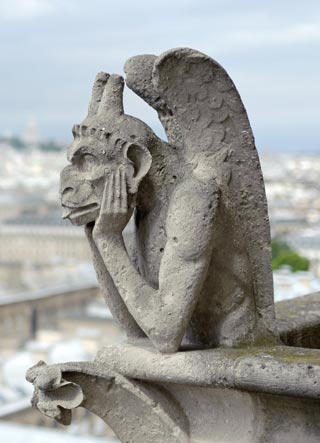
[
  {"x1": 75, "y1": 152, "x2": 99, "y2": 171},
  {"x1": 83, "y1": 153, "x2": 97, "y2": 163}
]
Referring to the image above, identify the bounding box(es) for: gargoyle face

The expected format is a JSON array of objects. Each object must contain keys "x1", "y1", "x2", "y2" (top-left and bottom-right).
[
  {"x1": 59, "y1": 72, "x2": 152, "y2": 226},
  {"x1": 60, "y1": 128, "x2": 151, "y2": 226},
  {"x1": 60, "y1": 134, "x2": 128, "y2": 226},
  {"x1": 60, "y1": 155, "x2": 109, "y2": 226}
]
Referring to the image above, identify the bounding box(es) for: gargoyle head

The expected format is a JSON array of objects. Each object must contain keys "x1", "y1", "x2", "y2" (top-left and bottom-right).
[
  {"x1": 60, "y1": 73, "x2": 153, "y2": 226},
  {"x1": 26, "y1": 361, "x2": 84, "y2": 425}
]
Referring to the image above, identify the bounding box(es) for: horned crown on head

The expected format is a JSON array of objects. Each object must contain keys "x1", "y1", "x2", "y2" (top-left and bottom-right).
[{"x1": 72, "y1": 73, "x2": 125, "y2": 142}]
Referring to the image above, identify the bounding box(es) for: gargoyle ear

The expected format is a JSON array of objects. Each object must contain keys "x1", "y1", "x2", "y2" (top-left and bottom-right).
[{"x1": 123, "y1": 143, "x2": 152, "y2": 194}]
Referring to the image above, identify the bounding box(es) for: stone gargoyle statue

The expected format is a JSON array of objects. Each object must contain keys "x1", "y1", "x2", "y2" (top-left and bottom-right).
[
  {"x1": 27, "y1": 48, "x2": 289, "y2": 443},
  {"x1": 60, "y1": 47, "x2": 277, "y2": 352}
]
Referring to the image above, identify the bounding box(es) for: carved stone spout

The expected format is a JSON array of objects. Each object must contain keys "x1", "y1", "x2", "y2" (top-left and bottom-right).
[{"x1": 27, "y1": 359, "x2": 190, "y2": 442}]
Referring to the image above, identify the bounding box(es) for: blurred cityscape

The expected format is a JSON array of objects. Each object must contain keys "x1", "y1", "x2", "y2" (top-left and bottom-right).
[
  {"x1": 0, "y1": 123, "x2": 121, "y2": 441},
  {"x1": 0, "y1": 122, "x2": 320, "y2": 441}
]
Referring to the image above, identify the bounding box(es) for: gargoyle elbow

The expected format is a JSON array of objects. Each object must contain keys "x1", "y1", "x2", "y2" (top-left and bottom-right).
[{"x1": 150, "y1": 333, "x2": 182, "y2": 354}]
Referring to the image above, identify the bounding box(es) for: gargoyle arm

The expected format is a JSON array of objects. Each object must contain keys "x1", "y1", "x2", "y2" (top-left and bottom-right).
[
  {"x1": 85, "y1": 225, "x2": 146, "y2": 339},
  {"x1": 95, "y1": 175, "x2": 220, "y2": 353}
]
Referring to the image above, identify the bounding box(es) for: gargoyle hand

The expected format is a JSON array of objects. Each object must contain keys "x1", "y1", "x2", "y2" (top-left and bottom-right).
[{"x1": 93, "y1": 167, "x2": 133, "y2": 240}]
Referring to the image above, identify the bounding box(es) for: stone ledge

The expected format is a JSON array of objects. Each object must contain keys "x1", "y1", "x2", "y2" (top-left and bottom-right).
[
  {"x1": 275, "y1": 292, "x2": 320, "y2": 348},
  {"x1": 96, "y1": 342, "x2": 320, "y2": 400}
]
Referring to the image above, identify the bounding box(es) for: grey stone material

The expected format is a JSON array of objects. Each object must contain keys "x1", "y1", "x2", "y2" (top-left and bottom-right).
[
  {"x1": 60, "y1": 47, "x2": 278, "y2": 353},
  {"x1": 26, "y1": 341, "x2": 320, "y2": 442},
  {"x1": 97, "y1": 342, "x2": 320, "y2": 400},
  {"x1": 27, "y1": 359, "x2": 190, "y2": 443},
  {"x1": 27, "y1": 48, "x2": 320, "y2": 442},
  {"x1": 276, "y1": 292, "x2": 320, "y2": 348},
  {"x1": 26, "y1": 361, "x2": 84, "y2": 425}
]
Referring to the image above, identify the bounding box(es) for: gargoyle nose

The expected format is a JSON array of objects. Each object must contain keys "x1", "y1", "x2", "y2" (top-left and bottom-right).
[{"x1": 61, "y1": 186, "x2": 74, "y2": 198}]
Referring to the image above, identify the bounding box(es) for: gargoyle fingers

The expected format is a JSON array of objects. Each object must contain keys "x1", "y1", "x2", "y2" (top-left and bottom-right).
[
  {"x1": 100, "y1": 173, "x2": 113, "y2": 215},
  {"x1": 120, "y1": 167, "x2": 128, "y2": 213},
  {"x1": 114, "y1": 167, "x2": 121, "y2": 212}
]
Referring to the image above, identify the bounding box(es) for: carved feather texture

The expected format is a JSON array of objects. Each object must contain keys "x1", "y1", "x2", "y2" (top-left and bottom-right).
[
  {"x1": 152, "y1": 48, "x2": 275, "y2": 327},
  {"x1": 125, "y1": 48, "x2": 275, "y2": 330}
]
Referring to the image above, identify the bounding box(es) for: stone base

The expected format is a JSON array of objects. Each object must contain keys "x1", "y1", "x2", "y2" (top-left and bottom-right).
[
  {"x1": 27, "y1": 342, "x2": 320, "y2": 442},
  {"x1": 150, "y1": 385, "x2": 320, "y2": 443}
]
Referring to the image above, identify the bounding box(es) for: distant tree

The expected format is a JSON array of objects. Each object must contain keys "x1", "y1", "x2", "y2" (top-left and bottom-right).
[
  {"x1": 271, "y1": 240, "x2": 310, "y2": 272},
  {"x1": 39, "y1": 140, "x2": 63, "y2": 152},
  {"x1": 9, "y1": 137, "x2": 25, "y2": 149},
  {"x1": 271, "y1": 240, "x2": 290, "y2": 259},
  {"x1": 2, "y1": 135, "x2": 64, "y2": 152}
]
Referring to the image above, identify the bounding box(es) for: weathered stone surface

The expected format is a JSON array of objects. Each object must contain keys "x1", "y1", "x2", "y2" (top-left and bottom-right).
[
  {"x1": 26, "y1": 48, "x2": 320, "y2": 442},
  {"x1": 276, "y1": 292, "x2": 320, "y2": 348},
  {"x1": 98, "y1": 342, "x2": 320, "y2": 400},
  {"x1": 60, "y1": 47, "x2": 278, "y2": 353},
  {"x1": 26, "y1": 361, "x2": 84, "y2": 425},
  {"x1": 27, "y1": 360, "x2": 190, "y2": 442},
  {"x1": 26, "y1": 344, "x2": 320, "y2": 442}
]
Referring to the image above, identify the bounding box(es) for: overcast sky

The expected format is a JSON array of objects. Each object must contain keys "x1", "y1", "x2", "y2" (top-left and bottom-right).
[{"x1": 0, "y1": 0, "x2": 320, "y2": 152}]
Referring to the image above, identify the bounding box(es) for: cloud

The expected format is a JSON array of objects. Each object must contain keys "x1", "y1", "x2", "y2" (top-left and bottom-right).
[
  {"x1": 0, "y1": 0, "x2": 55, "y2": 21},
  {"x1": 1, "y1": 0, "x2": 320, "y2": 151},
  {"x1": 223, "y1": 22, "x2": 320, "y2": 51}
]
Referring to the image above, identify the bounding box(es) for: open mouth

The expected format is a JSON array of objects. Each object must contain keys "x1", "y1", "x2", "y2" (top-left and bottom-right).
[{"x1": 62, "y1": 203, "x2": 99, "y2": 220}]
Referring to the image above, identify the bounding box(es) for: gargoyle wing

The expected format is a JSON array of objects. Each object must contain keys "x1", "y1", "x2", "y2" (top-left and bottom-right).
[
  {"x1": 124, "y1": 54, "x2": 184, "y2": 148},
  {"x1": 125, "y1": 48, "x2": 275, "y2": 331},
  {"x1": 155, "y1": 48, "x2": 274, "y2": 328}
]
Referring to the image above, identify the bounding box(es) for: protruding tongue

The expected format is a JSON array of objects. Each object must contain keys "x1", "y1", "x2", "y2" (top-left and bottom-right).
[{"x1": 62, "y1": 208, "x2": 72, "y2": 219}]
